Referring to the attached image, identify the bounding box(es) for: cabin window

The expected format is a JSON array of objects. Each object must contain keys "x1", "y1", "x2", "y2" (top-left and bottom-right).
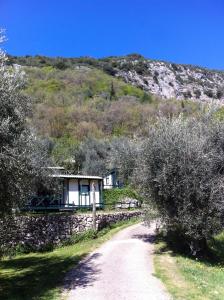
[
  {"x1": 80, "y1": 184, "x2": 90, "y2": 206},
  {"x1": 81, "y1": 185, "x2": 89, "y2": 194},
  {"x1": 106, "y1": 176, "x2": 110, "y2": 185}
]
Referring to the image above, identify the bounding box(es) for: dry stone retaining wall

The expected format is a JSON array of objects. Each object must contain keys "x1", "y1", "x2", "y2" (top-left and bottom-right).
[{"x1": 0, "y1": 211, "x2": 141, "y2": 253}]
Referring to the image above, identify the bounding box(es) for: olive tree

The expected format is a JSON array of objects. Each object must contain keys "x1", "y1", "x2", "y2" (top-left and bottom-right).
[
  {"x1": 69, "y1": 138, "x2": 110, "y2": 176},
  {"x1": 136, "y1": 115, "x2": 224, "y2": 255},
  {"x1": 67, "y1": 137, "x2": 141, "y2": 182},
  {"x1": 0, "y1": 31, "x2": 50, "y2": 215},
  {"x1": 109, "y1": 137, "x2": 142, "y2": 184}
]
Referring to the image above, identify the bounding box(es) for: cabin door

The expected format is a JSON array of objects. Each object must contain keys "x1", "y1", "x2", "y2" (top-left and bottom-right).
[{"x1": 80, "y1": 185, "x2": 90, "y2": 206}]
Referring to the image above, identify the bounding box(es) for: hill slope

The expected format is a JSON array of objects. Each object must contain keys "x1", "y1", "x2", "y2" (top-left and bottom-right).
[
  {"x1": 23, "y1": 65, "x2": 155, "y2": 142},
  {"x1": 7, "y1": 54, "x2": 217, "y2": 161},
  {"x1": 10, "y1": 54, "x2": 224, "y2": 103}
]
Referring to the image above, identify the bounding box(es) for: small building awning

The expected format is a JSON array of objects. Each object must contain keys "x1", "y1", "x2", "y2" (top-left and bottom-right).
[{"x1": 51, "y1": 174, "x2": 103, "y2": 180}]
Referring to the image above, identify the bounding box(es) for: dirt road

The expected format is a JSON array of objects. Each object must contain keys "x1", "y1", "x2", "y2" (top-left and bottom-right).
[{"x1": 63, "y1": 223, "x2": 170, "y2": 300}]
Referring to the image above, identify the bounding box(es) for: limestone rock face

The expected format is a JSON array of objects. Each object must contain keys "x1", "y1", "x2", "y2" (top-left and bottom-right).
[
  {"x1": 112, "y1": 57, "x2": 224, "y2": 103},
  {"x1": 115, "y1": 197, "x2": 141, "y2": 209}
]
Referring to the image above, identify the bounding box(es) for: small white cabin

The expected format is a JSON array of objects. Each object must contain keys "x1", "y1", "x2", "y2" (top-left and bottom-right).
[
  {"x1": 52, "y1": 174, "x2": 103, "y2": 208},
  {"x1": 28, "y1": 174, "x2": 103, "y2": 210}
]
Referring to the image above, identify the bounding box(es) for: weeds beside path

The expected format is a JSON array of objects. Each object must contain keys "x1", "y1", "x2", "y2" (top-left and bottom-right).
[
  {"x1": 0, "y1": 218, "x2": 140, "y2": 300},
  {"x1": 154, "y1": 238, "x2": 224, "y2": 300}
]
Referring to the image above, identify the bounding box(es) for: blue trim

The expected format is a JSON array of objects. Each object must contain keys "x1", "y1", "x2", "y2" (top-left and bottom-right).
[
  {"x1": 67, "y1": 179, "x2": 69, "y2": 204},
  {"x1": 80, "y1": 184, "x2": 90, "y2": 206},
  {"x1": 78, "y1": 178, "x2": 80, "y2": 207}
]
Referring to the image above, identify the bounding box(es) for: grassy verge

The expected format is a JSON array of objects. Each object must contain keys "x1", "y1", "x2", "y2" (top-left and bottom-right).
[
  {"x1": 154, "y1": 233, "x2": 224, "y2": 300},
  {"x1": 0, "y1": 218, "x2": 140, "y2": 300}
]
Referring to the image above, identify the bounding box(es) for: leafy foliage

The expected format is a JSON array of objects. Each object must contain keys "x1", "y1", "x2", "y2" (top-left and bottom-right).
[
  {"x1": 136, "y1": 115, "x2": 224, "y2": 256},
  {"x1": 70, "y1": 138, "x2": 110, "y2": 176},
  {"x1": 0, "y1": 32, "x2": 51, "y2": 215},
  {"x1": 108, "y1": 137, "x2": 142, "y2": 183}
]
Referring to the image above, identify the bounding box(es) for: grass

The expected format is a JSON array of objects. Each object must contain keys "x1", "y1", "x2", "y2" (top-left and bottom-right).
[
  {"x1": 154, "y1": 232, "x2": 224, "y2": 300},
  {"x1": 0, "y1": 218, "x2": 140, "y2": 300}
]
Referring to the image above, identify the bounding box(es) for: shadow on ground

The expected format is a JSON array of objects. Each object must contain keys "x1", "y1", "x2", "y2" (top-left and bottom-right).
[
  {"x1": 132, "y1": 233, "x2": 156, "y2": 244},
  {"x1": 0, "y1": 253, "x2": 87, "y2": 300},
  {"x1": 63, "y1": 252, "x2": 102, "y2": 291},
  {"x1": 148, "y1": 230, "x2": 224, "y2": 267}
]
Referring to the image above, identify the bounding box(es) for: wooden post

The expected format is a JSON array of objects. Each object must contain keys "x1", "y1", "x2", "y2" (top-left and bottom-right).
[{"x1": 92, "y1": 181, "x2": 96, "y2": 230}]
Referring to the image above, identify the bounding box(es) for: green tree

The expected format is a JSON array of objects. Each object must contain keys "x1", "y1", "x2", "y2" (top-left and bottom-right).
[
  {"x1": 109, "y1": 137, "x2": 141, "y2": 184},
  {"x1": 0, "y1": 31, "x2": 50, "y2": 215},
  {"x1": 109, "y1": 81, "x2": 116, "y2": 100},
  {"x1": 71, "y1": 138, "x2": 110, "y2": 176},
  {"x1": 136, "y1": 115, "x2": 224, "y2": 256}
]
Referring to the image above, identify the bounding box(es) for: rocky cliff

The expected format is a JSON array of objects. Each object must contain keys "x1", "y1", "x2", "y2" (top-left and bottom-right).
[{"x1": 109, "y1": 55, "x2": 224, "y2": 102}]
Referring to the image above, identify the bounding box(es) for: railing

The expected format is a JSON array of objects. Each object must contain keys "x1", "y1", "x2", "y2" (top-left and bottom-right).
[
  {"x1": 24, "y1": 195, "x2": 104, "y2": 211},
  {"x1": 26, "y1": 195, "x2": 63, "y2": 207},
  {"x1": 24, "y1": 203, "x2": 77, "y2": 211}
]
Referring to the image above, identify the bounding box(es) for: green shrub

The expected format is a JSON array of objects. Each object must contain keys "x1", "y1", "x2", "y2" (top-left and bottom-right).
[
  {"x1": 41, "y1": 79, "x2": 65, "y2": 93},
  {"x1": 51, "y1": 136, "x2": 79, "y2": 163},
  {"x1": 121, "y1": 85, "x2": 144, "y2": 98},
  {"x1": 204, "y1": 89, "x2": 214, "y2": 98},
  {"x1": 42, "y1": 66, "x2": 55, "y2": 73},
  {"x1": 103, "y1": 187, "x2": 141, "y2": 209},
  {"x1": 217, "y1": 89, "x2": 223, "y2": 99},
  {"x1": 209, "y1": 231, "x2": 224, "y2": 262},
  {"x1": 214, "y1": 107, "x2": 224, "y2": 121},
  {"x1": 1, "y1": 243, "x2": 36, "y2": 257},
  {"x1": 140, "y1": 92, "x2": 153, "y2": 103}
]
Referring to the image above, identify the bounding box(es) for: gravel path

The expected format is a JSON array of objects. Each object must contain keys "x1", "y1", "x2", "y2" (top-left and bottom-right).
[{"x1": 63, "y1": 223, "x2": 170, "y2": 300}]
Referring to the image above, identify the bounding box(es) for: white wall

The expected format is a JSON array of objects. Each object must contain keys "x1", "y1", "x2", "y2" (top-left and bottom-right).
[
  {"x1": 67, "y1": 179, "x2": 102, "y2": 207},
  {"x1": 68, "y1": 179, "x2": 79, "y2": 206},
  {"x1": 103, "y1": 174, "x2": 113, "y2": 189}
]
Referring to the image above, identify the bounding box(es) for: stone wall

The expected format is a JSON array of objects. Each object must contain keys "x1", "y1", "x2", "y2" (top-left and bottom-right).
[{"x1": 0, "y1": 211, "x2": 141, "y2": 253}]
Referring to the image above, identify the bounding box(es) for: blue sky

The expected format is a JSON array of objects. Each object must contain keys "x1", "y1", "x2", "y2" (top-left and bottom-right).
[{"x1": 1, "y1": 0, "x2": 224, "y2": 69}]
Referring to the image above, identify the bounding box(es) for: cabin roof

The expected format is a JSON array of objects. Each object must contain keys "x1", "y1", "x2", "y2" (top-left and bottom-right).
[{"x1": 51, "y1": 174, "x2": 103, "y2": 180}]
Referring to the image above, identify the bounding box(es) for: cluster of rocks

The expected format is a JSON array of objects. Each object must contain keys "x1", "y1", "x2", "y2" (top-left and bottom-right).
[
  {"x1": 115, "y1": 197, "x2": 141, "y2": 209},
  {"x1": 115, "y1": 58, "x2": 224, "y2": 103},
  {"x1": 0, "y1": 211, "x2": 141, "y2": 253}
]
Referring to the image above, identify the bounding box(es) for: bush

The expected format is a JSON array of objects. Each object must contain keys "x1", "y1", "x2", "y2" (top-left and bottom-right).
[
  {"x1": 121, "y1": 85, "x2": 144, "y2": 98},
  {"x1": 140, "y1": 92, "x2": 153, "y2": 103},
  {"x1": 217, "y1": 89, "x2": 224, "y2": 99},
  {"x1": 204, "y1": 89, "x2": 214, "y2": 98},
  {"x1": 136, "y1": 115, "x2": 224, "y2": 256},
  {"x1": 194, "y1": 89, "x2": 201, "y2": 98},
  {"x1": 214, "y1": 107, "x2": 224, "y2": 121},
  {"x1": 51, "y1": 135, "x2": 79, "y2": 163},
  {"x1": 38, "y1": 79, "x2": 65, "y2": 93},
  {"x1": 103, "y1": 187, "x2": 140, "y2": 209}
]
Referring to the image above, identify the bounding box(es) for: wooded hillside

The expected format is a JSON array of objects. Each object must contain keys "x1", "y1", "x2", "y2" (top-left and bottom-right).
[{"x1": 9, "y1": 55, "x2": 206, "y2": 163}]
